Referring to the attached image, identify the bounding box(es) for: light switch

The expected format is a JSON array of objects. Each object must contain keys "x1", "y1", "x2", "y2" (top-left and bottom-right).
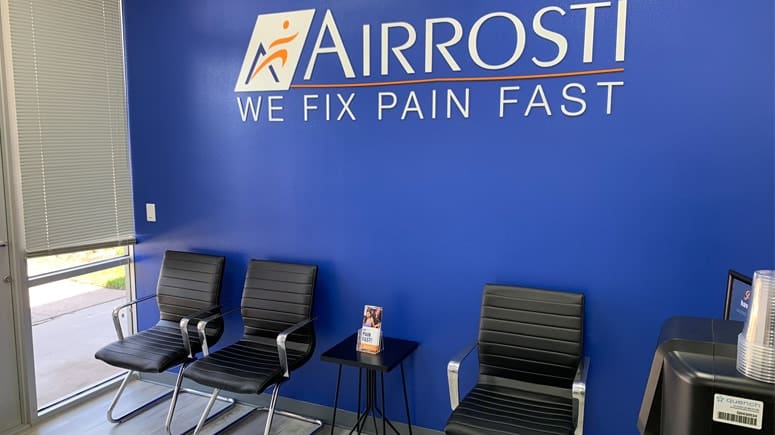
[{"x1": 146, "y1": 203, "x2": 156, "y2": 222}]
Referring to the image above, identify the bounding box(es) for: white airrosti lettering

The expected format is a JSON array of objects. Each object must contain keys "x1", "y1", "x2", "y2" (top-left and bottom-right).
[{"x1": 235, "y1": 1, "x2": 629, "y2": 122}]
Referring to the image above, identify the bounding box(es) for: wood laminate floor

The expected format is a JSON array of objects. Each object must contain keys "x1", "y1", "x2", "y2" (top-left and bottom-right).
[{"x1": 18, "y1": 380, "x2": 358, "y2": 435}]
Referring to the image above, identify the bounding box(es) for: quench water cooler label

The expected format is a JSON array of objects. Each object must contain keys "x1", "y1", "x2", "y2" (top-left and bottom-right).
[{"x1": 712, "y1": 393, "x2": 764, "y2": 430}]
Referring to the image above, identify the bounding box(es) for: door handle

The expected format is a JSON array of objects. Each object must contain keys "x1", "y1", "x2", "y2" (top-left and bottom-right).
[{"x1": 0, "y1": 241, "x2": 6, "y2": 247}]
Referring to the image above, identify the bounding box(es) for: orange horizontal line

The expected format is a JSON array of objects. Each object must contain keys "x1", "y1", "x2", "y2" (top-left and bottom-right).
[{"x1": 290, "y1": 67, "x2": 624, "y2": 89}]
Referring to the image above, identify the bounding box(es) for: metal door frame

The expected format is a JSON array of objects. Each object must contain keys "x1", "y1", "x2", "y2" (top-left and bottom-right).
[
  {"x1": 0, "y1": 1, "x2": 139, "y2": 429},
  {"x1": 0, "y1": 0, "x2": 37, "y2": 428}
]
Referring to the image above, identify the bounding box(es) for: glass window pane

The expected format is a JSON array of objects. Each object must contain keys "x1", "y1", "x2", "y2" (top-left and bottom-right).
[{"x1": 31, "y1": 264, "x2": 129, "y2": 408}]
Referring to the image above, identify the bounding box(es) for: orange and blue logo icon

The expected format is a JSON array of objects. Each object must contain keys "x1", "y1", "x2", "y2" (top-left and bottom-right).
[{"x1": 235, "y1": 10, "x2": 315, "y2": 92}]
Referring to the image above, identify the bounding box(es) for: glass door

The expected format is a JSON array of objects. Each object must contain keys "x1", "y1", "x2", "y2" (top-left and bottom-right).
[{"x1": 0, "y1": 131, "x2": 22, "y2": 432}]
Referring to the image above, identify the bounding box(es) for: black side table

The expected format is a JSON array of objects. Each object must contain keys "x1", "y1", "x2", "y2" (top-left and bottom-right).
[{"x1": 321, "y1": 333, "x2": 419, "y2": 435}]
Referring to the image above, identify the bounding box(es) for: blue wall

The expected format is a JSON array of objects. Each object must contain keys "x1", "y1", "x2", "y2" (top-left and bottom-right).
[{"x1": 124, "y1": 1, "x2": 774, "y2": 433}]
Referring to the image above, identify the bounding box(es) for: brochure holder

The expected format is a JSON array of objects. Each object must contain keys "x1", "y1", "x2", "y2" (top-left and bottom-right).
[
  {"x1": 357, "y1": 327, "x2": 383, "y2": 354},
  {"x1": 358, "y1": 304, "x2": 384, "y2": 354}
]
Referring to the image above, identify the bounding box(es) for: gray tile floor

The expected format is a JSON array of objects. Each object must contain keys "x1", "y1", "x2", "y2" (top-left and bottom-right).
[{"x1": 20, "y1": 380, "x2": 362, "y2": 435}]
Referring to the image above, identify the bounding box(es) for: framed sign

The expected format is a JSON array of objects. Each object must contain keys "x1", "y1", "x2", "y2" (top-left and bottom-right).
[{"x1": 724, "y1": 270, "x2": 753, "y2": 322}]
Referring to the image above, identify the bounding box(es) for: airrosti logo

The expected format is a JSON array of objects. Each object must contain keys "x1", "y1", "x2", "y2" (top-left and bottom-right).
[
  {"x1": 235, "y1": 10, "x2": 315, "y2": 92},
  {"x1": 234, "y1": 2, "x2": 629, "y2": 122}
]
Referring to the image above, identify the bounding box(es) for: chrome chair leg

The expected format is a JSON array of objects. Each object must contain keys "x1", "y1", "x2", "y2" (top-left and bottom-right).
[
  {"x1": 268, "y1": 409, "x2": 323, "y2": 427},
  {"x1": 212, "y1": 408, "x2": 323, "y2": 435},
  {"x1": 176, "y1": 389, "x2": 236, "y2": 435},
  {"x1": 193, "y1": 388, "x2": 221, "y2": 435},
  {"x1": 211, "y1": 383, "x2": 322, "y2": 435},
  {"x1": 211, "y1": 407, "x2": 324, "y2": 435},
  {"x1": 106, "y1": 370, "x2": 174, "y2": 424},
  {"x1": 164, "y1": 364, "x2": 187, "y2": 432},
  {"x1": 263, "y1": 384, "x2": 281, "y2": 435},
  {"x1": 106, "y1": 370, "x2": 134, "y2": 423}
]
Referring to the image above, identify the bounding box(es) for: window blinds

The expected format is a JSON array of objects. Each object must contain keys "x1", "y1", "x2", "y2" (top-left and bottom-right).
[{"x1": 7, "y1": 0, "x2": 135, "y2": 256}]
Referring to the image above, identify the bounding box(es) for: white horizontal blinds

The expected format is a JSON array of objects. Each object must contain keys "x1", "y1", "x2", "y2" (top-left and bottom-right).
[{"x1": 8, "y1": 0, "x2": 135, "y2": 255}]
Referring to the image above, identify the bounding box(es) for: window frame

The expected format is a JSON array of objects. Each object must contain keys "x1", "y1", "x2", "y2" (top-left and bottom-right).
[
  {"x1": 27, "y1": 244, "x2": 137, "y2": 415},
  {"x1": 27, "y1": 249, "x2": 131, "y2": 288}
]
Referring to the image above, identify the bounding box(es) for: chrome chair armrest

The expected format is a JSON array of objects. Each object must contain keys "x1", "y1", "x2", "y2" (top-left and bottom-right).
[
  {"x1": 448, "y1": 341, "x2": 477, "y2": 410},
  {"x1": 277, "y1": 318, "x2": 315, "y2": 378},
  {"x1": 111, "y1": 294, "x2": 156, "y2": 340},
  {"x1": 573, "y1": 356, "x2": 590, "y2": 435},
  {"x1": 179, "y1": 305, "x2": 222, "y2": 358},
  {"x1": 196, "y1": 307, "x2": 241, "y2": 357}
]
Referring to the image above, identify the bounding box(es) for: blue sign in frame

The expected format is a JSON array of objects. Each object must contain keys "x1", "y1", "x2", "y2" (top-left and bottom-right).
[{"x1": 725, "y1": 270, "x2": 753, "y2": 322}]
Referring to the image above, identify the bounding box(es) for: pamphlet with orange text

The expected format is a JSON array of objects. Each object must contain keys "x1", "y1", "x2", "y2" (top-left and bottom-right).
[{"x1": 358, "y1": 305, "x2": 383, "y2": 353}]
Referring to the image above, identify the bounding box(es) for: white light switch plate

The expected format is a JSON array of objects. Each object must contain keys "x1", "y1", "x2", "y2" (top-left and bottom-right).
[{"x1": 146, "y1": 203, "x2": 156, "y2": 222}]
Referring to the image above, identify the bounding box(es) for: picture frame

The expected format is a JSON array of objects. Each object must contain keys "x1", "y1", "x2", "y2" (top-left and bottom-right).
[{"x1": 724, "y1": 269, "x2": 753, "y2": 321}]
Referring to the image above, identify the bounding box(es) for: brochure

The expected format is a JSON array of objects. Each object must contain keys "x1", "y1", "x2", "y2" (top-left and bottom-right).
[{"x1": 358, "y1": 305, "x2": 383, "y2": 353}]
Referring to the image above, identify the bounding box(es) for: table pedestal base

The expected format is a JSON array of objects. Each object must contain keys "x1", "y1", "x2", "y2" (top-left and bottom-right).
[{"x1": 330, "y1": 364, "x2": 413, "y2": 435}]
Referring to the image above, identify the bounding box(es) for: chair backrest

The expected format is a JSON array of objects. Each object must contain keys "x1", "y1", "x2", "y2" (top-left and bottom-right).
[
  {"x1": 241, "y1": 260, "x2": 317, "y2": 347},
  {"x1": 156, "y1": 251, "x2": 225, "y2": 323},
  {"x1": 478, "y1": 284, "x2": 584, "y2": 389}
]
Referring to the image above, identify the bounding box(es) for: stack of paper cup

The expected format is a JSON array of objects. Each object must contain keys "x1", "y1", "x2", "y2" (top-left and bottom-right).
[{"x1": 737, "y1": 270, "x2": 775, "y2": 384}]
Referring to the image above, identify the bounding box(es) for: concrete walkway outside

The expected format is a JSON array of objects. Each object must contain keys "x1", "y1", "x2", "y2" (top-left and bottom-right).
[
  {"x1": 31, "y1": 286, "x2": 125, "y2": 326},
  {"x1": 31, "y1": 282, "x2": 128, "y2": 408}
]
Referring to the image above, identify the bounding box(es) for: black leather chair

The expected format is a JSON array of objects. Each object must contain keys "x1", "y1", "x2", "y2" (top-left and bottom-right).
[
  {"x1": 445, "y1": 284, "x2": 588, "y2": 435},
  {"x1": 179, "y1": 259, "x2": 321, "y2": 435},
  {"x1": 95, "y1": 251, "x2": 228, "y2": 430}
]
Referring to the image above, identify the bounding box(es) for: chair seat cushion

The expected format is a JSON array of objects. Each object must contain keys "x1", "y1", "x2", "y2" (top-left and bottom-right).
[
  {"x1": 183, "y1": 339, "x2": 311, "y2": 395},
  {"x1": 445, "y1": 382, "x2": 574, "y2": 435},
  {"x1": 95, "y1": 323, "x2": 201, "y2": 373}
]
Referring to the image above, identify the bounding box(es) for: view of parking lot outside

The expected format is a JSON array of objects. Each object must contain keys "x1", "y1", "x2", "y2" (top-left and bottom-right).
[{"x1": 28, "y1": 248, "x2": 130, "y2": 408}]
